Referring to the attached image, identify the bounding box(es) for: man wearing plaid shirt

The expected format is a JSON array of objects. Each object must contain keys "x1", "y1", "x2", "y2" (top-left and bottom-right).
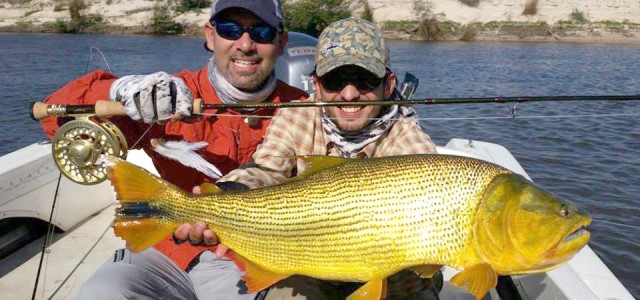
[
  {"x1": 220, "y1": 17, "x2": 437, "y2": 189},
  {"x1": 177, "y1": 18, "x2": 440, "y2": 299}
]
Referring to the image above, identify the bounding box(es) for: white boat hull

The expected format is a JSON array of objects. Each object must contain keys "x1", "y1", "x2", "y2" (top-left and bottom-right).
[{"x1": 0, "y1": 139, "x2": 633, "y2": 300}]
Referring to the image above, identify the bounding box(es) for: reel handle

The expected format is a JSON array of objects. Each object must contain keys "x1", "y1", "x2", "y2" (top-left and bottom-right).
[{"x1": 30, "y1": 99, "x2": 204, "y2": 120}]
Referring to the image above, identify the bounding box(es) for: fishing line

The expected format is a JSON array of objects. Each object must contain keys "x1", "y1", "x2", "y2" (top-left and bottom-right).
[
  {"x1": 592, "y1": 219, "x2": 640, "y2": 231},
  {"x1": 31, "y1": 172, "x2": 63, "y2": 300},
  {"x1": 130, "y1": 123, "x2": 156, "y2": 149},
  {"x1": 34, "y1": 46, "x2": 116, "y2": 298},
  {"x1": 36, "y1": 118, "x2": 155, "y2": 295},
  {"x1": 195, "y1": 112, "x2": 640, "y2": 122},
  {"x1": 84, "y1": 47, "x2": 112, "y2": 74}
]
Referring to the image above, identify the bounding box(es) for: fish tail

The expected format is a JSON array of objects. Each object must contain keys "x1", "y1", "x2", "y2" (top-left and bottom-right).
[{"x1": 105, "y1": 156, "x2": 181, "y2": 252}]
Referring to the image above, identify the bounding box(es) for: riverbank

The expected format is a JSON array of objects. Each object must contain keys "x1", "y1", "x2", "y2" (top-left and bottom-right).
[
  {"x1": 2, "y1": 0, "x2": 640, "y2": 44},
  {"x1": 4, "y1": 20, "x2": 640, "y2": 44}
]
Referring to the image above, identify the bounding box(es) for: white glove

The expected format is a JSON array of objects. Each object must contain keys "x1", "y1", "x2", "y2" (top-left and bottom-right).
[{"x1": 109, "y1": 71, "x2": 192, "y2": 124}]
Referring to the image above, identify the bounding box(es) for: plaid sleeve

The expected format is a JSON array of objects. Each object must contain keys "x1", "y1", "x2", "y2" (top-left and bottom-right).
[
  {"x1": 376, "y1": 117, "x2": 437, "y2": 157},
  {"x1": 219, "y1": 105, "x2": 315, "y2": 189}
]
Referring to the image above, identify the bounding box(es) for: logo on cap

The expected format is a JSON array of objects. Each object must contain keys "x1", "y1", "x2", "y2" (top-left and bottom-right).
[{"x1": 321, "y1": 42, "x2": 343, "y2": 55}]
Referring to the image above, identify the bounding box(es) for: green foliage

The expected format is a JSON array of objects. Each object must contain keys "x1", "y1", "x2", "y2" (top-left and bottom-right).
[
  {"x1": 7, "y1": 0, "x2": 31, "y2": 5},
  {"x1": 15, "y1": 20, "x2": 33, "y2": 30},
  {"x1": 416, "y1": 17, "x2": 443, "y2": 41},
  {"x1": 69, "y1": 0, "x2": 87, "y2": 22},
  {"x1": 43, "y1": 19, "x2": 69, "y2": 33},
  {"x1": 570, "y1": 9, "x2": 587, "y2": 23},
  {"x1": 360, "y1": 0, "x2": 374, "y2": 22},
  {"x1": 382, "y1": 20, "x2": 419, "y2": 32},
  {"x1": 65, "y1": 0, "x2": 104, "y2": 33},
  {"x1": 150, "y1": 3, "x2": 184, "y2": 34},
  {"x1": 459, "y1": 23, "x2": 478, "y2": 41},
  {"x1": 175, "y1": 0, "x2": 211, "y2": 13},
  {"x1": 283, "y1": 0, "x2": 351, "y2": 37},
  {"x1": 595, "y1": 19, "x2": 640, "y2": 26}
]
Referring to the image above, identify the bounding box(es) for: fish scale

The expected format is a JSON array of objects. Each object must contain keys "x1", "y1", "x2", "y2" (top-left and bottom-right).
[{"x1": 153, "y1": 155, "x2": 511, "y2": 281}]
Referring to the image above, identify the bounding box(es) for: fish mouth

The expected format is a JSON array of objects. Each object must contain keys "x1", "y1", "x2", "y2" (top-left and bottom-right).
[
  {"x1": 563, "y1": 225, "x2": 589, "y2": 243},
  {"x1": 546, "y1": 219, "x2": 591, "y2": 261}
]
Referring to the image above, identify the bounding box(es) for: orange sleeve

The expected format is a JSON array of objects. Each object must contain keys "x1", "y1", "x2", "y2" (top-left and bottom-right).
[{"x1": 40, "y1": 70, "x2": 118, "y2": 139}]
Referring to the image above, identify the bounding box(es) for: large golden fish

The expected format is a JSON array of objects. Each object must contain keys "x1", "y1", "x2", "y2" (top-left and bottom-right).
[{"x1": 107, "y1": 154, "x2": 591, "y2": 300}]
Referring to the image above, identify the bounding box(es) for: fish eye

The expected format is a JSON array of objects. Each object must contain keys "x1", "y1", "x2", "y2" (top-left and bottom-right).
[{"x1": 559, "y1": 205, "x2": 572, "y2": 218}]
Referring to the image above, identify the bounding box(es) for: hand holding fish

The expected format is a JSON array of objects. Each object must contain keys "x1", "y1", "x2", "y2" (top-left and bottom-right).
[
  {"x1": 171, "y1": 185, "x2": 231, "y2": 258},
  {"x1": 173, "y1": 221, "x2": 230, "y2": 258}
]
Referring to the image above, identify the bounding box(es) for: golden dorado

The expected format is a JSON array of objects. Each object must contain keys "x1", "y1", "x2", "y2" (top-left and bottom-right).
[{"x1": 106, "y1": 154, "x2": 591, "y2": 300}]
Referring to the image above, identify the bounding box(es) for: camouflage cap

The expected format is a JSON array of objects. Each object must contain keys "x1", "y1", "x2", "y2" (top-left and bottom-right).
[{"x1": 315, "y1": 18, "x2": 389, "y2": 78}]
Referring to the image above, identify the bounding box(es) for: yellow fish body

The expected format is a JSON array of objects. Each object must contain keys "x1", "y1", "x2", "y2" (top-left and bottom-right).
[{"x1": 107, "y1": 154, "x2": 591, "y2": 300}]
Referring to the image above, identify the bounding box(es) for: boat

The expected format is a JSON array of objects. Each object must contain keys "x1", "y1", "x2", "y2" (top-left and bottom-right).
[
  {"x1": 0, "y1": 32, "x2": 635, "y2": 299},
  {"x1": 0, "y1": 139, "x2": 634, "y2": 299}
]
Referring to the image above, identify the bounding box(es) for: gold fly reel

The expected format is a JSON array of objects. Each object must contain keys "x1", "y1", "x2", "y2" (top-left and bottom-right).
[{"x1": 52, "y1": 116, "x2": 127, "y2": 185}]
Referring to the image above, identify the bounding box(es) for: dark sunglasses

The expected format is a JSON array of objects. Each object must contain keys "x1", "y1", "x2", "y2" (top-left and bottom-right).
[
  {"x1": 319, "y1": 71, "x2": 385, "y2": 92},
  {"x1": 211, "y1": 20, "x2": 278, "y2": 43}
]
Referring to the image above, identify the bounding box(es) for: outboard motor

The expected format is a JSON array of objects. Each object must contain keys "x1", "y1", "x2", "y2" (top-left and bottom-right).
[{"x1": 275, "y1": 32, "x2": 318, "y2": 94}]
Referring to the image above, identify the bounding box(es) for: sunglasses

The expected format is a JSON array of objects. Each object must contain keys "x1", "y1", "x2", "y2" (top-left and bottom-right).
[
  {"x1": 319, "y1": 71, "x2": 385, "y2": 92},
  {"x1": 212, "y1": 20, "x2": 278, "y2": 43}
]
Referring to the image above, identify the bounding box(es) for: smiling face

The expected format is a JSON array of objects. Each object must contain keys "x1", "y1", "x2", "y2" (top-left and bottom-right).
[
  {"x1": 204, "y1": 8, "x2": 287, "y2": 91},
  {"x1": 313, "y1": 65, "x2": 396, "y2": 133}
]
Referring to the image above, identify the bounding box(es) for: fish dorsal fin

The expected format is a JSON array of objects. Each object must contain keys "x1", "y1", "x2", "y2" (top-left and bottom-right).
[
  {"x1": 450, "y1": 263, "x2": 498, "y2": 300},
  {"x1": 410, "y1": 264, "x2": 443, "y2": 278},
  {"x1": 233, "y1": 254, "x2": 289, "y2": 293},
  {"x1": 199, "y1": 182, "x2": 223, "y2": 194},
  {"x1": 346, "y1": 278, "x2": 387, "y2": 300},
  {"x1": 293, "y1": 155, "x2": 350, "y2": 177}
]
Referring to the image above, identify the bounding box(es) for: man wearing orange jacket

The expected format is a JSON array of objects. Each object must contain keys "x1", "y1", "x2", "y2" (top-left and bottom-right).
[{"x1": 40, "y1": 1, "x2": 307, "y2": 299}]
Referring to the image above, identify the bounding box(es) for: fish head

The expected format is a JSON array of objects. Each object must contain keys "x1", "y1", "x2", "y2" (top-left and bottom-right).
[{"x1": 474, "y1": 174, "x2": 591, "y2": 275}]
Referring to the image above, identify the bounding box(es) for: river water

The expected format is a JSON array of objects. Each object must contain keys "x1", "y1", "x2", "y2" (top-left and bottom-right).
[{"x1": 0, "y1": 33, "x2": 639, "y2": 297}]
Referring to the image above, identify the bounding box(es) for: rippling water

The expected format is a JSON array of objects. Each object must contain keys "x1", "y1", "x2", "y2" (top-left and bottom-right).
[{"x1": 1, "y1": 33, "x2": 639, "y2": 297}]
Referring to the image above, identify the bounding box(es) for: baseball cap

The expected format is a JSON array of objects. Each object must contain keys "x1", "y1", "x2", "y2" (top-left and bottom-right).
[
  {"x1": 210, "y1": 0, "x2": 284, "y2": 29},
  {"x1": 315, "y1": 18, "x2": 389, "y2": 78}
]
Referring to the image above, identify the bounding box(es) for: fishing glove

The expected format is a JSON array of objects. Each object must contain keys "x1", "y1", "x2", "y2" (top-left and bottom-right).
[{"x1": 109, "y1": 71, "x2": 192, "y2": 124}]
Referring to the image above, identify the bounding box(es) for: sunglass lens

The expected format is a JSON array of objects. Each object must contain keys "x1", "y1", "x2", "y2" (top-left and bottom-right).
[
  {"x1": 215, "y1": 22, "x2": 276, "y2": 43},
  {"x1": 358, "y1": 75, "x2": 383, "y2": 90},
  {"x1": 251, "y1": 26, "x2": 276, "y2": 43},
  {"x1": 320, "y1": 73, "x2": 383, "y2": 92},
  {"x1": 216, "y1": 22, "x2": 242, "y2": 40},
  {"x1": 320, "y1": 76, "x2": 344, "y2": 92}
]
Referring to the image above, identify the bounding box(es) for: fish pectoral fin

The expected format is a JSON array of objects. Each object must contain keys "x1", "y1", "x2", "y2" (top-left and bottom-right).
[
  {"x1": 450, "y1": 263, "x2": 498, "y2": 300},
  {"x1": 113, "y1": 219, "x2": 177, "y2": 253},
  {"x1": 346, "y1": 278, "x2": 387, "y2": 300},
  {"x1": 234, "y1": 254, "x2": 289, "y2": 293},
  {"x1": 409, "y1": 264, "x2": 443, "y2": 278},
  {"x1": 199, "y1": 182, "x2": 223, "y2": 194}
]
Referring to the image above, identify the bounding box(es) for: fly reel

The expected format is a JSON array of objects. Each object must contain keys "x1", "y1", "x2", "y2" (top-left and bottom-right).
[{"x1": 52, "y1": 116, "x2": 127, "y2": 185}]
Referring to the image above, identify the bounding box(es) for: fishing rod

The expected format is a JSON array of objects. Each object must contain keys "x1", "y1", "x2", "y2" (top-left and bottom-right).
[
  {"x1": 29, "y1": 94, "x2": 640, "y2": 120},
  {"x1": 28, "y1": 94, "x2": 640, "y2": 185}
]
